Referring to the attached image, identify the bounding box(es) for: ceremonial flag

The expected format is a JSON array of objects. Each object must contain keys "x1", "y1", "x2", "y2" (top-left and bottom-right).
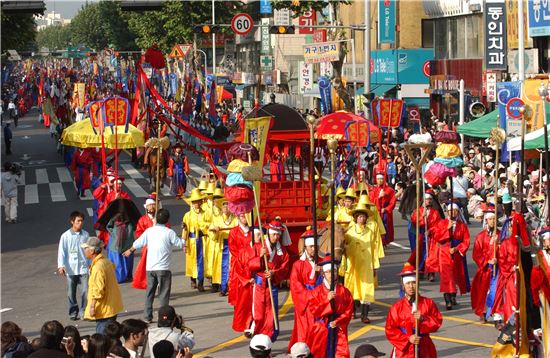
[
  {"x1": 208, "y1": 78, "x2": 217, "y2": 125},
  {"x1": 244, "y1": 116, "x2": 273, "y2": 207}
]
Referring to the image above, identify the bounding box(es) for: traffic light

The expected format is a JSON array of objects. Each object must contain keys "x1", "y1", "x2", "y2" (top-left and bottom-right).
[
  {"x1": 193, "y1": 25, "x2": 221, "y2": 34},
  {"x1": 269, "y1": 25, "x2": 295, "y2": 34}
]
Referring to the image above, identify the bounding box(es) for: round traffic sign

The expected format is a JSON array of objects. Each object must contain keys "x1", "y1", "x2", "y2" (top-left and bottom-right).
[
  {"x1": 422, "y1": 61, "x2": 430, "y2": 77},
  {"x1": 231, "y1": 13, "x2": 253, "y2": 36},
  {"x1": 506, "y1": 97, "x2": 525, "y2": 119}
]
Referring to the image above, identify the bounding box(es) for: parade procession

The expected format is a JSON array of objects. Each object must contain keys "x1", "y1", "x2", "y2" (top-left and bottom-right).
[{"x1": 2, "y1": 1, "x2": 550, "y2": 357}]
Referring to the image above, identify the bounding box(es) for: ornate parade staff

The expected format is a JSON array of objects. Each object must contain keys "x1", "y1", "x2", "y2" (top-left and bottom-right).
[
  {"x1": 490, "y1": 124, "x2": 506, "y2": 277},
  {"x1": 403, "y1": 142, "x2": 433, "y2": 358},
  {"x1": 327, "y1": 136, "x2": 338, "y2": 358},
  {"x1": 144, "y1": 121, "x2": 170, "y2": 222}
]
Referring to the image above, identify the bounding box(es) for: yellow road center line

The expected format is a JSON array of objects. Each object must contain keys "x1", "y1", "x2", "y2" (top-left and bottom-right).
[
  {"x1": 374, "y1": 300, "x2": 492, "y2": 327},
  {"x1": 195, "y1": 293, "x2": 294, "y2": 357},
  {"x1": 349, "y1": 324, "x2": 493, "y2": 348}
]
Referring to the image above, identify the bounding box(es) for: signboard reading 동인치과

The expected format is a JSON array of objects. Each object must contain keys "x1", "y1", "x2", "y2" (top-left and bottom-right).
[{"x1": 303, "y1": 42, "x2": 339, "y2": 64}]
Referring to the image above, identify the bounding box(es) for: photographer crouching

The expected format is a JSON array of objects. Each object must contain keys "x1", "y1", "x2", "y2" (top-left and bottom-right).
[
  {"x1": 1, "y1": 161, "x2": 21, "y2": 223},
  {"x1": 147, "y1": 305, "x2": 195, "y2": 357}
]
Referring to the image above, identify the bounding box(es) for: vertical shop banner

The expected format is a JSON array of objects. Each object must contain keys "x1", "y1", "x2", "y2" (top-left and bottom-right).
[
  {"x1": 299, "y1": 61, "x2": 313, "y2": 93},
  {"x1": 485, "y1": 0, "x2": 507, "y2": 70},
  {"x1": 497, "y1": 81, "x2": 521, "y2": 161},
  {"x1": 261, "y1": 18, "x2": 271, "y2": 55},
  {"x1": 318, "y1": 76, "x2": 333, "y2": 115},
  {"x1": 528, "y1": 0, "x2": 550, "y2": 36},
  {"x1": 378, "y1": 0, "x2": 396, "y2": 44},
  {"x1": 299, "y1": 8, "x2": 316, "y2": 34},
  {"x1": 523, "y1": 78, "x2": 550, "y2": 130},
  {"x1": 486, "y1": 72, "x2": 497, "y2": 102}
]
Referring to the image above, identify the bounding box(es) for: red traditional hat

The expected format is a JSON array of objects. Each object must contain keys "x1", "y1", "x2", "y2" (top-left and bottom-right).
[
  {"x1": 318, "y1": 255, "x2": 339, "y2": 271},
  {"x1": 398, "y1": 262, "x2": 416, "y2": 277},
  {"x1": 424, "y1": 189, "x2": 435, "y2": 199},
  {"x1": 266, "y1": 220, "x2": 285, "y2": 232}
]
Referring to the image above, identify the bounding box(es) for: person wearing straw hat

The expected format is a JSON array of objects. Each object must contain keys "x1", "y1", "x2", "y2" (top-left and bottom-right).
[
  {"x1": 328, "y1": 188, "x2": 356, "y2": 229},
  {"x1": 305, "y1": 255, "x2": 353, "y2": 358},
  {"x1": 344, "y1": 199, "x2": 385, "y2": 324},
  {"x1": 430, "y1": 202, "x2": 471, "y2": 310},
  {"x1": 408, "y1": 189, "x2": 443, "y2": 282},
  {"x1": 181, "y1": 188, "x2": 210, "y2": 292},
  {"x1": 228, "y1": 212, "x2": 254, "y2": 335},
  {"x1": 288, "y1": 228, "x2": 323, "y2": 351},
  {"x1": 208, "y1": 197, "x2": 237, "y2": 295},
  {"x1": 248, "y1": 220, "x2": 290, "y2": 341},
  {"x1": 385, "y1": 262, "x2": 442, "y2": 358},
  {"x1": 167, "y1": 142, "x2": 189, "y2": 199},
  {"x1": 369, "y1": 172, "x2": 397, "y2": 246},
  {"x1": 470, "y1": 204, "x2": 499, "y2": 322}
]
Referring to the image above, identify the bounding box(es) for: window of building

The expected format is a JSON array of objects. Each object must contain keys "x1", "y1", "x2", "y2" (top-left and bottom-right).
[
  {"x1": 433, "y1": 14, "x2": 483, "y2": 60},
  {"x1": 421, "y1": 19, "x2": 434, "y2": 48}
]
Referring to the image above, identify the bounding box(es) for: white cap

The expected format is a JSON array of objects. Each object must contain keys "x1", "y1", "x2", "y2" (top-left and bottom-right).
[
  {"x1": 144, "y1": 198, "x2": 155, "y2": 207},
  {"x1": 290, "y1": 342, "x2": 310, "y2": 358},
  {"x1": 402, "y1": 275, "x2": 416, "y2": 284},
  {"x1": 523, "y1": 180, "x2": 531, "y2": 187},
  {"x1": 250, "y1": 334, "x2": 272, "y2": 351},
  {"x1": 486, "y1": 162, "x2": 494, "y2": 168},
  {"x1": 376, "y1": 173, "x2": 385, "y2": 179}
]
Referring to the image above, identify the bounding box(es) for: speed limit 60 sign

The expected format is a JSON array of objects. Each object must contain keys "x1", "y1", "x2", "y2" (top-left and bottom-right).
[{"x1": 232, "y1": 13, "x2": 253, "y2": 36}]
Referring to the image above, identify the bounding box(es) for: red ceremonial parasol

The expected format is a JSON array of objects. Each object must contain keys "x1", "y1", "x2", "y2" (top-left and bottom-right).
[{"x1": 315, "y1": 110, "x2": 380, "y2": 144}]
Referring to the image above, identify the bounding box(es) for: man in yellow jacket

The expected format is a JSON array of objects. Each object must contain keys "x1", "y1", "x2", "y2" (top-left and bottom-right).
[{"x1": 82, "y1": 237, "x2": 123, "y2": 333}]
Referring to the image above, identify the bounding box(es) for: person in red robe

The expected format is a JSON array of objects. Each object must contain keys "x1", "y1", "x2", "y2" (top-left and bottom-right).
[
  {"x1": 248, "y1": 220, "x2": 290, "y2": 341},
  {"x1": 228, "y1": 213, "x2": 254, "y2": 334},
  {"x1": 431, "y1": 202, "x2": 471, "y2": 310},
  {"x1": 93, "y1": 174, "x2": 130, "y2": 245},
  {"x1": 132, "y1": 194, "x2": 170, "y2": 290},
  {"x1": 470, "y1": 205, "x2": 499, "y2": 321},
  {"x1": 407, "y1": 190, "x2": 442, "y2": 280},
  {"x1": 306, "y1": 256, "x2": 354, "y2": 358},
  {"x1": 385, "y1": 262, "x2": 443, "y2": 358},
  {"x1": 70, "y1": 148, "x2": 93, "y2": 197},
  {"x1": 369, "y1": 172, "x2": 396, "y2": 245},
  {"x1": 287, "y1": 229, "x2": 322, "y2": 351}
]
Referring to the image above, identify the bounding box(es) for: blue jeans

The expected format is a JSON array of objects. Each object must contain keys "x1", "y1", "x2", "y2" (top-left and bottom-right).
[
  {"x1": 95, "y1": 315, "x2": 117, "y2": 334},
  {"x1": 145, "y1": 270, "x2": 172, "y2": 321},
  {"x1": 67, "y1": 274, "x2": 88, "y2": 319}
]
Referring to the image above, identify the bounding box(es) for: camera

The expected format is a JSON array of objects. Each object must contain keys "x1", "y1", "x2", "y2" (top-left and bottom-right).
[{"x1": 175, "y1": 314, "x2": 193, "y2": 334}]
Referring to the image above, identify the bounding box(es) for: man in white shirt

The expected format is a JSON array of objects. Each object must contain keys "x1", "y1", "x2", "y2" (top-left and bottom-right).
[
  {"x1": 123, "y1": 208, "x2": 183, "y2": 322},
  {"x1": 57, "y1": 211, "x2": 90, "y2": 320},
  {"x1": 121, "y1": 318, "x2": 148, "y2": 358}
]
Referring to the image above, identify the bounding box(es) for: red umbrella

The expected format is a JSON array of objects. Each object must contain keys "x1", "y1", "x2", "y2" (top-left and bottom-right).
[{"x1": 315, "y1": 111, "x2": 380, "y2": 144}]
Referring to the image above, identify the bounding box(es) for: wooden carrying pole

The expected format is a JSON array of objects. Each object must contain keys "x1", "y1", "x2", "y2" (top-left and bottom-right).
[
  {"x1": 490, "y1": 124, "x2": 505, "y2": 276},
  {"x1": 244, "y1": 152, "x2": 278, "y2": 331},
  {"x1": 327, "y1": 136, "x2": 338, "y2": 358},
  {"x1": 404, "y1": 143, "x2": 433, "y2": 358},
  {"x1": 154, "y1": 121, "x2": 162, "y2": 221}
]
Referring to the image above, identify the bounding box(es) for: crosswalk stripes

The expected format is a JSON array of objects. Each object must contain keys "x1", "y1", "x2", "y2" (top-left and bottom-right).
[
  {"x1": 56, "y1": 167, "x2": 72, "y2": 182},
  {"x1": 35, "y1": 168, "x2": 48, "y2": 184},
  {"x1": 86, "y1": 208, "x2": 94, "y2": 217},
  {"x1": 49, "y1": 183, "x2": 66, "y2": 202},
  {"x1": 24, "y1": 184, "x2": 39, "y2": 204},
  {"x1": 123, "y1": 178, "x2": 149, "y2": 198},
  {"x1": 120, "y1": 163, "x2": 142, "y2": 179}
]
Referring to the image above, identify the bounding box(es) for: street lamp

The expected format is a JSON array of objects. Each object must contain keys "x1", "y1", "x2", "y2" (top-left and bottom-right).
[
  {"x1": 538, "y1": 82, "x2": 550, "y2": 224},
  {"x1": 306, "y1": 114, "x2": 319, "y2": 260},
  {"x1": 195, "y1": 49, "x2": 208, "y2": 80}
]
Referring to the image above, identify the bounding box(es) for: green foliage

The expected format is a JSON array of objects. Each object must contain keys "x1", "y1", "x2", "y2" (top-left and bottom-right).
[
  {"x1": 36, "y1": 24, "x2": 72, "y2": 50},
  {"x1": 128, "y1": 0, "x2": 243, "y2": 54},
  {"x1": 270, "y1": 0, "x2": 351, "y2": 17},
  {"x1": 1, "y1": 13, "x2": 37, "y2": 51},
  {"x1": 70, "y1": 1, "x2": 137, "y2": 51}
]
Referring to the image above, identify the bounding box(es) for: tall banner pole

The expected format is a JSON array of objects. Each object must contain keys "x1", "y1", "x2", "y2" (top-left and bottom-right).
[{"x1": 327, "y1": 136, "x2": 338, "y2": 358}]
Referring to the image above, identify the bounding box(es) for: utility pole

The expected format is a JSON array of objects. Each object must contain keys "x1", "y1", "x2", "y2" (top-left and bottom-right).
[
  {"x1": 212, "y1": 0, "x2": 216, "y2": 75},
  {"x1": 364, "y1": 0, "x2": 371, "y2": 119}
]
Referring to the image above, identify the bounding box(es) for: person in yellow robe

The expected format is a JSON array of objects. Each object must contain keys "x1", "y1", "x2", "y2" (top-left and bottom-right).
[
  {"x1": 182, "y1": 188, "x2": 211, "y2": 292},
  {"x1": 325, "y1": 186, "x2": 346, "y2": 220},
  {"x1": 208, "y1": 198, "x2": 237, "y2": 295},
  {"x1": 328, "y1": 188, "x2": 356, "y2": 229},
  {"x1": 200, "y1": 183, "x2": 219, "y2": 279},
  {"x1": 344, "y1": 199, "x2": 385, "y2": 324}
]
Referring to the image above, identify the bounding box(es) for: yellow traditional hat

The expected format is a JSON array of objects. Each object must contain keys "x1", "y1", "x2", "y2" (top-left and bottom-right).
[
  {"x1": 344, "y1": 187, "x2": 357, "y2": 199},
  {"x1": 355, "y1": 182, "x2": 368, "y2": 194},
  {"x1": 336, "y1": 187, "x2": 346, "y2": 198},
  {"x1": 198, "y1": 180, "x2": 208, "y2": 192},
  {"x1": 204, "y1": 182, "x2": 216, "y2": 195},
  {"x1": 185, "y1": 188, "x2": 205, "y2": 204},
  {"x1": 358, "y1": 194, "x2": 376, "y2": 207},
  {"x1": 351, "y1": 203, "x2": 370, "y2": 216},
  {"x1": 213, "y1": 187, "x2": 224, "y2": 199}
]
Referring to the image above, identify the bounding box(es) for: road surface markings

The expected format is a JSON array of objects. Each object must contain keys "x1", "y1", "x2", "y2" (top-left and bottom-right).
[
  {"x1": 389, "y1": 241, "x2": 409, "y2": 250},
  {"x1": 120, "y1": 163, "x2": 143, "y2": 179},
  {"x1": 56, "y1": 167, "x2": 73, "y2": 182},
  {"x1": 124, "y1": 178, "x2": 149, "y2": 198},
  {"x1": 194, "y1": 293, "x2": 294, "y2": 358},
  {"x1": 49, "y1": 183, "x2": 66, "y2": 202},
  {"x1": 348, "y1": 324, "x2": 493, "y2": 348},
  {"x1": 189, "y1": 163, "x2": 208, "y2": 177},
  {"x1": 0, "y1": 308, "x2": 13, "y2": 313},
  {"x1": 78, "y1": 189, "x2": 94, "y2": 200},
  {"x1": 24, "y1": 184, "x2": 39, "y2": 204},
  {"x1": 87, "y1": 208, "x2": 94, "y2": 217},
  {"x1": 35, "y1": 168, "x2": 48, "y2": 184}
]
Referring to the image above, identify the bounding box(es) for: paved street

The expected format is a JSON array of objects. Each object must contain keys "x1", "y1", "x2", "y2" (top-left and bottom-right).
[{"x1": 2, "y1": 111, "x2": 497, "y2": 357}]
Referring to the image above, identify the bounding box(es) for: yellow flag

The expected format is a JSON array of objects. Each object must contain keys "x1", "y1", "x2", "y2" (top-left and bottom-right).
[{"x1": 244, "y1": 116, "x2": 272, "y2": 214}]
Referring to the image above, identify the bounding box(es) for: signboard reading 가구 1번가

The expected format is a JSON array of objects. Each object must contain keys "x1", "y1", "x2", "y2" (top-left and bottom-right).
[{"x1": 303, "y1": 42, "x2": 339, "y2": 64}]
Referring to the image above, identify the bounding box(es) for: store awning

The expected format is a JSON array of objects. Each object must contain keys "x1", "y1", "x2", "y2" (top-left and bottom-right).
[
  {"x1": 356, "y1": 84, "x2": 396, "y2": 97},
  {"x1": 404, "y1": 97, "x2": 430, "y2": 108},
  {"x1": 456, "y1": 109, "x2": 498, "y2": 138}
]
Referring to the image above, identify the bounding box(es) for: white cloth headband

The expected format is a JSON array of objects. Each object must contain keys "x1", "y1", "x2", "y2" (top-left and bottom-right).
[
  {"x1": 268, "y1": 228, "x2": 282, "y2": 235},
  {"x1": 304, "y1": 237, "x2": 315, "y2": 246},
  {"x1": 402, "y1": 276, "x2": 416, "y2": 284}
]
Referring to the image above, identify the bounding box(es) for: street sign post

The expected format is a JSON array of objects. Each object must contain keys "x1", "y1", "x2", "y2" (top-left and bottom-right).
[
  {"x1": 506, "y1": 97, "x2": 525, "y2": 119},
  {"x1": 231, "y1": 13, "x2": 253, "y2": 36}
]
